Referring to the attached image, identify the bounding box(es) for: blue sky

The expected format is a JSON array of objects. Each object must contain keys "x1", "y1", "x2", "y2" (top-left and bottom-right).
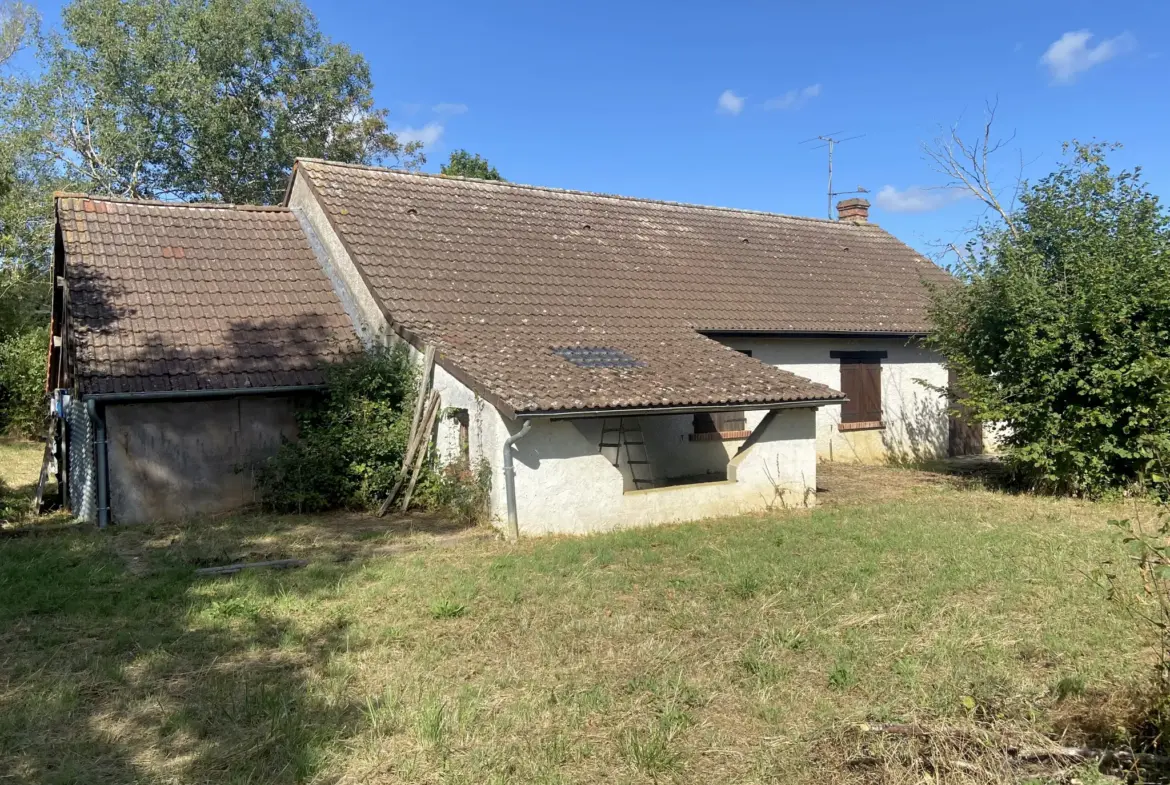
[{"x1": 25, "y1": 0, "x2": 1170, "y2": 255}]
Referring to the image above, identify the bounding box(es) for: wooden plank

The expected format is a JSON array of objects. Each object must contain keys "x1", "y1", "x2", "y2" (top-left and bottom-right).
[
  {"x1": 400, "y1": 392, "x2": 443, "y2": 512},
  {"x1": 377, "y1": 347, "x2": 435, "y2": 517},
  {"x1": 406, "y1": 346, "x2": 436, "y2": 446},
  {"x1": 195, "y1": 559, "x2": 309, "y2": 576},
  {"x1": 377, "y1": 389, "x2": 441, "y2": 516}
]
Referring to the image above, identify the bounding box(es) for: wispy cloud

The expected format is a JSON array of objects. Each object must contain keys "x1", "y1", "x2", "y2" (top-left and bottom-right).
[
  {"x1": 716, "y1": 89, "x2": 745, "y2": 116},
  {"x1": 396, "y1": 122, "x2": 444, "y2": 147},
  {"x1": 762, "y1": 83, "x2": 822, "y2": 111},
  {"x1": 1041, "y1": 30, "x2": 1136, "y2": 83},
  {"x1": 432, "y1": 102, "x2": 468, "y2": 116},
  {"x1": 873, "y1": 185, "x2": 969, "y2": 214}
]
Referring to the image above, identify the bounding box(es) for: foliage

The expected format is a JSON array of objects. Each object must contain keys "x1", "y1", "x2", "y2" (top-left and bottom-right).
[
  {"x1": 257, "y1": 345, "x2": 416, "y2": 513},
  {"x1": 928, "y1": 142, "x2": 1170, "y2": 494},
  {"x1": 417, "y1": 457, "x2": 492, "y2": 527},
  {"x1": 5, "y1": 0, "x2": 422, "y2": 205},
  {"x1": 0, "y1": 325, "x2": 46, "y2": 437},
  {"x1": 440, "y1": 149, "x2": 502, "y2": 181},
  {"x1": 1097, "y1": 470, "x2": 1170, "y2": 748},
  {"x1": 0, "y1": 1, "x2": 34, "y2": 66},
  {"x1": 0, "y1": 1, "x2": 53, "y2": 344}
]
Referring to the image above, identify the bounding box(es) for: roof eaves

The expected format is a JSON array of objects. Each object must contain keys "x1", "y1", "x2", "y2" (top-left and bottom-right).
[{"x1": 517, "y1": 395, "x2": 845, "y2": 420}]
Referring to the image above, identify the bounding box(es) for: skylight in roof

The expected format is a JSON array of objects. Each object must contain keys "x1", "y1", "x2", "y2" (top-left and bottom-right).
[{"x1": 552, "y1": 346, "x2": 646, "y2": 369}]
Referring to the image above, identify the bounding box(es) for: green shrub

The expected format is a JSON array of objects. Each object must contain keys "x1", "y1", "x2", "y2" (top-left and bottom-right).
[
  {"x1": 257, "y1": 345, "x2": 416, "y2": 513},
  {"x1": 929, "y1": 142, "x2": 1170, "y2": 494},
  {"x1": 418, "y1": 458, "x2": 492, "y2": 527},
  {"x1": 0, "y1": 327, "x2": 48, "y2": 438}
]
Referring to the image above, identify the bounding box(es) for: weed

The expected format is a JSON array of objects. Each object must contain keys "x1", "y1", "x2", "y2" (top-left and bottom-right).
[
  {"x1": 429, "y1": 599, "x2": 467, "y2": 619},
  {"x1": 828, "y1": 660, "x2": 855, "y2": 690}
]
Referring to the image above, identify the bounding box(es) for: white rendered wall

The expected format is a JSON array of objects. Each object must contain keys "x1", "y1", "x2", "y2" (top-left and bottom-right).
[
  {"x1": 290, "y1": 173, "x2": 513, "y2": 520},
  {"x1": 718, "y1": 337, "x2": 951, "y2": 463},
  {"x1": 291, "y1": 173, "x2": 822, "y2": 534},
  {"x1": 505, "y1": 408, "x2": 817, "y2": 536}
]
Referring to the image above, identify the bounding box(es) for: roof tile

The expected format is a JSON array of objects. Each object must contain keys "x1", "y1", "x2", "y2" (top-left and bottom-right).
[
  {"x1": 58, "y1": 196, "x2": 359, "y2": 395},
  {"x1": 295, "y1": 160, "x2": 950, "y2": 414}
]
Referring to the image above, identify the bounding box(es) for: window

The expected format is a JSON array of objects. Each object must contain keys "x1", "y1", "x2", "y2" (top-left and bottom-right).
[
  {"x1": 831, "y1": 351, "x2": 886, "y2": 431},
  {"x1": 692, "y1": 410, "x2": 749, "y2": 439}
]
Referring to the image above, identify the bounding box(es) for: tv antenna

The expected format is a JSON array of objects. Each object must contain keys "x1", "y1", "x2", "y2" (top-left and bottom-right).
[{"x1": 801, "y1": 132, "x2": 867, "y2": 218}]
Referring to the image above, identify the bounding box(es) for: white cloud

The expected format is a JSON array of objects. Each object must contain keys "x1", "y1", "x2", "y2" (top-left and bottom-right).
[
  {"x1": 432, "y1": 102, "x2": 468, "y2": 116},
  {"x1": 873, "y1": 185, "x2": 969, "y2": 214},
  {"x1": 716, "y1": 89, "x2": 745, "y2": 116},
  {"x1": 1041, "y1": 30, "x2": 1136, "y2": 83},
  {"x1": 763, "y1": 83, "x2": 822, "y2": 111},
  {"x1": 395, "y1": 122, "x2": 444, "y2": 147}
]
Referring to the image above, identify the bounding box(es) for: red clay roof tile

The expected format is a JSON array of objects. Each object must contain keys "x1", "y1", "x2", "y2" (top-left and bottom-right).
[
  {"x1": 293, "y1": 159, "x2": 950, "y2": 414},
  {"x1": 57, "y1": 195, "x2": 359, "y2": 395}
]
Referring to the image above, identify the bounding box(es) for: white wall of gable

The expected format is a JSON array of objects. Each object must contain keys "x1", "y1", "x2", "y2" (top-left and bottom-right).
[{"x1": 718, "y1": 336, "x2": 951, "y2": 462}]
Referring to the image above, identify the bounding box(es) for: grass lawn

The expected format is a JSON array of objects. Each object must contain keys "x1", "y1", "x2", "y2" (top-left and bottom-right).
[{"x1": 0, "y1": 440, "x2": 1155, "y2": 784}]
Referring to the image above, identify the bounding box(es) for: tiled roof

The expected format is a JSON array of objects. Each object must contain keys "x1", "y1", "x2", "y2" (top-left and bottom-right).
[
  {"x1": 293, "y1": 159, "x2": 950, "y2": 415},
  {"x1": 57, "y1": 195, "x2": 359, "y2": 395}
]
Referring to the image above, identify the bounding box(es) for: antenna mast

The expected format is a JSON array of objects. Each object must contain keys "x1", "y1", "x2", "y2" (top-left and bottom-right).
[{"x1": 801, "y1": 132, "x2": 866, "y2": 218}]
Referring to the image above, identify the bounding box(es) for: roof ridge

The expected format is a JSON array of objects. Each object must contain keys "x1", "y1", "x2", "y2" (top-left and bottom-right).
[
  {"x1": 54, "y1": 191, "x2": 289, "y2": 212},
  {"x1": 293, "y1": 157, "x2": 889, "y2": 230}
]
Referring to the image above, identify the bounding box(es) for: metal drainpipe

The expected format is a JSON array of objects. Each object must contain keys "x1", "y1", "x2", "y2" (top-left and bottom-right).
[
  {"x1": 502, "y1": 420, "x2": 532, "y2": 542},
  {"x1": 85, "y1": 398, "x2": 110, "y2": 529}
]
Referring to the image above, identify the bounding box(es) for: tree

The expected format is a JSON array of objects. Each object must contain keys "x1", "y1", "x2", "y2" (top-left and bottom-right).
[
  {"x1": 0, "y1": 0, "x2": 49, "y2": 343},
  {"x1": 441, "y1": 149, "x2": 502, "y2": 181},
  {"x1": 0, "y1": 1, "x2": 33, "y2": 66},
  {"x1": 7, "y1": 0, "x2": 423, "y2": 205},
  {"x1": 927, "y1": 141, "x2": 1170, "y2": 494}
]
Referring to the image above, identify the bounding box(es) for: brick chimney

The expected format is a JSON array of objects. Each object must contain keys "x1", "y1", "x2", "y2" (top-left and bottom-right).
[{"x1": 836, "y1": 198, "x2": 870, "y2": 223}]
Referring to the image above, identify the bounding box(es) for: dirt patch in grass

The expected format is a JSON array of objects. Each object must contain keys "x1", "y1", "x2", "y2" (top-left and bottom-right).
[
  {"x1": 816, "y1": 460, "x2": 962, "y2": 507},
  {"x1": 107, "y1": 509, "x2": 494, "y2": 575}
]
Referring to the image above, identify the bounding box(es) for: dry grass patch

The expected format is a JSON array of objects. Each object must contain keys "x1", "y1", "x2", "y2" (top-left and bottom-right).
[{"x1": 0, "y1": 464, "x2": 1158, "y2": 784}]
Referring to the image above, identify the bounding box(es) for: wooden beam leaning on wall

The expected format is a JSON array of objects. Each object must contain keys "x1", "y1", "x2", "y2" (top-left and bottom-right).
[
  {"x1": 377, "y1": 346, "x2": 436, "y2": 517},
  {"x1": 399, "y1": 390, "x2": 443, "y2": 512}
]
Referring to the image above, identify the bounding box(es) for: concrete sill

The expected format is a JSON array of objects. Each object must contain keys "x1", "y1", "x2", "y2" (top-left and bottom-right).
[
  {"x1": 624, "y1": 479, "x2": 736, "y2": 495},
  {"x1": 689, "y1": 430, "x2": 751, "y2": 442},
  {"x1": 839, "y1": 420, "x2": 886, "y2": 432}
]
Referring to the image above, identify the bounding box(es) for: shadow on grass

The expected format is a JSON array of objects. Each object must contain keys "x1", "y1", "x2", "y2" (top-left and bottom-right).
[{"x1": 0, "y1": 522, "x2": 382, "y2": 784}]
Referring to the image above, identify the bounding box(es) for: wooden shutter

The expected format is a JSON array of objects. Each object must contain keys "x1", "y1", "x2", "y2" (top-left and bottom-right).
[
  {"x1": 860, "y1": 362, "x2": 882, "y2": 423},
  {"x1": 713, "y1": 411, "x2": 745, "y2": 432},
  {"x1": 840, "y1": 362, "x2": 862, "y2": 423},
  {"x1": 839, "y1": 359, "x2": 882, "y2": 426},
  {"x1": 692, "y1": 410, "x2": 748, "y2": 438}
]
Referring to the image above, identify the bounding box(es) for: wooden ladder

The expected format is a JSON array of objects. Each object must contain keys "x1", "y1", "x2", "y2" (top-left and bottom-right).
[{"x1": 599, "y1": 417, "x2": 655, "y2": 490}]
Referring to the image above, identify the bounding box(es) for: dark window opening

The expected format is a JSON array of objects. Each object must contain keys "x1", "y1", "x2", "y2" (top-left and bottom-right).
[
  {"x1": 691, "y1": 410, "x2": 750, "y2": 440},
  {"x1": 450, "y1": 408, "x2": 470, "y2": 462},
  {"x1": 838, "y1": 358, "x2": 884, "y2": 430}
]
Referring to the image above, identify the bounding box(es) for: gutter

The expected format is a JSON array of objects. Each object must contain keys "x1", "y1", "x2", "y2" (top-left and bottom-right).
[
  {"x1": 519, "y1": 397, "x2": 843, "y2": 421},
  {"x1": 502, "y1": 420, "x2": 533, "y2": 542},
  {"x1": 79, "y1": 384, "x2": 323, "y2": 527},
  {"x1": 84, "y1": 384, "x2": 325, "y2": 404}
]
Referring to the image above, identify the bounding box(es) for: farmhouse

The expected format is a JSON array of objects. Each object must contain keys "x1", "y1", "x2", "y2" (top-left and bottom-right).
[{"x1": 48, "y1": 160, "x2": 967, "y2": 534}]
